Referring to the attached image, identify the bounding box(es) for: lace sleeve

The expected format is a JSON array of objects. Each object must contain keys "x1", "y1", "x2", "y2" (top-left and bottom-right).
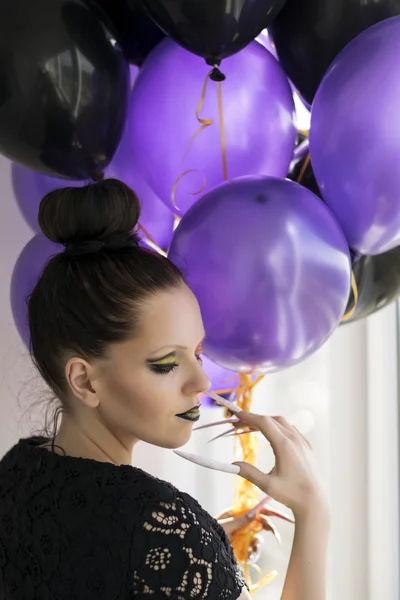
[{"x1": 128, "y1": 491, "x2": 248, "y2": 599}]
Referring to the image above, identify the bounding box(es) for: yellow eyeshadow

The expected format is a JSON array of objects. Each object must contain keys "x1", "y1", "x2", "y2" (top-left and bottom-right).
[{"x1": 151, "y1": 355, "x2": 177, "y2": 365}]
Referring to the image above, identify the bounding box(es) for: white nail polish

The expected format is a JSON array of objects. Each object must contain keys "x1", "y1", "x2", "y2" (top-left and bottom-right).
[
  {"x1": 173, "y1": 449, "x2": 241, "y2": 474},
  {"x1": 207, "y1": 392, "x2": 242, "y2": 414},
  {"x1": 245, "y1": 495, "x2": 271, "y2": 519}
]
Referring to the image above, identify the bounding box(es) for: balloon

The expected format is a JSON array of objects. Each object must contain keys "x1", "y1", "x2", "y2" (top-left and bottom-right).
[
  {"x1": 256, "y1": 29, "x2": 311, "y2": 113},
  {"x1": 201, "y1": 356, "x2": 238, "y2": 407},
  {"x1": 12, "y1": 125, "x2": 175, "y2": 252},
  {"x1": 168, "y1": 176, "x2": 351, "y2": 372},
  {"x1": 256, "y1": 29, "x2": 277, "y2": 58},
  {"x1": 130, "y1": 39, "x2": 296, "y2": 216},
  {"x1": 142, "y1": 0, "x2": 286, "y2": 67},
  {"x1": 92, "y1": 0, "x2": 165, "y2": 65},
  {"x1": 0, "y1": 0, "x2": 129, "y2": 179},
  {"x1": 269, "y1": 0, "x2": 400, "y2": 106},
  {"x1": 11, "y1": 236, "x2": 62, "y2": 347},
  {"x1": 310, "y1": 17, "x2": 400, "y2": 256},
  {"x1": 343, "y1": 246, "x2": 400, "y2": 323}
]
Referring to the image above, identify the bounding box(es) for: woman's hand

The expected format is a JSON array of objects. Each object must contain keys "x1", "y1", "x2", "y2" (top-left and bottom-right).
[
  {"x1": 232, "y1": 412, "x2": 329, "y2": 518},
  {"x1": 216, "y1": 501, "x2": 294, "y2": 561}
]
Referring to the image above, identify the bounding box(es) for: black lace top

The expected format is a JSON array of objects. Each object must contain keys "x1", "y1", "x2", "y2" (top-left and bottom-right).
[{"x1": 0, "y1": 437, "x2": 248, "y2": 600}]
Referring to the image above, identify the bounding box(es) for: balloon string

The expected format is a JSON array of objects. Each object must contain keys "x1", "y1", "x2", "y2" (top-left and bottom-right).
[
  {"x1": 342, "y1": 271, "x2": 359, "y2": 321},
  {"x1": 137, "y1": 223, "x2": 167, "y2": 257},
  {"x1": 225, "y1": 374, "x2": 276, "y2": 593},
  {"x1": 217, "y1": 80, "x2": 228, "y2": 181},
  {"x1": 298, "y1": 129, "x2": 309, "y2": 138},
  {"x1": 171, "y1": 70, "x2": 214, "y2": 211},
  {"x1": 296, "y1": 152, "x2": 310, "y2": 184}
]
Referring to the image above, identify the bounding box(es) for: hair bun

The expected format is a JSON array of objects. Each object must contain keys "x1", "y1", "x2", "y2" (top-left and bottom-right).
[{"x1": 38, "y1": 179, "x2": 141, "y2": 245}]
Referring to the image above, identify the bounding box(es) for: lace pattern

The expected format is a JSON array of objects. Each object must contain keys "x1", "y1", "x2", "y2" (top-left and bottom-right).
[
  {"x1": 0, "y1": 438, "x2": 247, "y2": 600},
  {"x1": 129, "y1": 493, "x2": 247, "y2": 598}
]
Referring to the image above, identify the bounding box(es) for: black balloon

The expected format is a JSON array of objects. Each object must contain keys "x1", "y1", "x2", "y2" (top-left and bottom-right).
[
  {"x1": 142, "y1": 0, "x2": 287, "y2": 68},
  {"x1": 287, "y1": 152, "x2": 320, "y2": 197},
  {"x1": 0, "y1": 0, "x2": 129, "y2": 179},
  {"x1": 91, "y1": 0, "x2": 165, "y2": 65},
  {"x1": 343, "y1": 247, "x2": 400, "y2": 323},
  {"x1": 269, "y1": 0, "x2": 400, "y2": 105}
]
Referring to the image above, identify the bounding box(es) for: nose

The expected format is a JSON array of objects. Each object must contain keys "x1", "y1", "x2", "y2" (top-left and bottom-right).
[{"x1": 183, "y1": 360, "x2": 211, "y2": 396}]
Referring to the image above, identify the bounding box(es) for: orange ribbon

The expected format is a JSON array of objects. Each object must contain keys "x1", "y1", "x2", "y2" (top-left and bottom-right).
[
  {"x1": 219, "y1": 374, "x2": 278, "y2": 593},
  {"x1": 342, "y1": 271, "x2": 359, "y2": 321},
  {"x1": 171, "y1": 67, "x2": 229, "y2": 211},
  {"x1": 296, "y1": 152, "x2": 311, "y2": 184},
  {"x1": 137, "y1": 223, "x2": 167, "y2": 257}
]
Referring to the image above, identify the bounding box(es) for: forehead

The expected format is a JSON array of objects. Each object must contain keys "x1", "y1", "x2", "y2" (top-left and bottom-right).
[{"x1": 136, "y1": 284, "x2": 205, "y2": 348}]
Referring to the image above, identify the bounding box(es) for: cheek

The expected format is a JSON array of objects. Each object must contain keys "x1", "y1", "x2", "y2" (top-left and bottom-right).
[{"x1": 98, "y1": 366, "x2": 170, "y2": 420}]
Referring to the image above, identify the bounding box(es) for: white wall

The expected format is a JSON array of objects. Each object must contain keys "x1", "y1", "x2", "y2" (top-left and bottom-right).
[{"x1": 0, "y1": 152, "x2": 399, "y2": 600}]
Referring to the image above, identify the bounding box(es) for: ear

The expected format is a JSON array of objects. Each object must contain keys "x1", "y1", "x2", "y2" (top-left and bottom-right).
[{"x1": 65, "y1": 358, "x2": 99, "y2": 408}]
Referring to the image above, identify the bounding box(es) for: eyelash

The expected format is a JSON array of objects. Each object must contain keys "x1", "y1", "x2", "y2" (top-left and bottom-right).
[{"x1": 150, "y1": 354, "x2": 203, "y2": 375}]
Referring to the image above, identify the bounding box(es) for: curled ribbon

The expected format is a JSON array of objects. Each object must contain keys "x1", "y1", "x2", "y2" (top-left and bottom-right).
[{"x1": 171, "y1": 67, "x2": 229, "y2": 211}]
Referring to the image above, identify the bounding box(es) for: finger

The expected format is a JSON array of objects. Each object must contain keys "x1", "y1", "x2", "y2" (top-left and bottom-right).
[
  {"x1": 233, "y1": 412, "x2": 287, "y2": 452},
  {"x1": 215, "y1": 508, "x2": 234, "y2": 521},
  {"x1": 232, "y1": 461, "x2": 274, "y2": 495},
  {"x1": 272, "y1": 417, "x2": 310, "y2": 452},
  {"x1": 272, "y1": 417, "x2": 301, "y2": 441},
  {"x1": 292, "y1": 425, "x2": 313, "y2": 450},
  {"x1": 217, "y1": 512, "x2": 253, "y2": 537}
]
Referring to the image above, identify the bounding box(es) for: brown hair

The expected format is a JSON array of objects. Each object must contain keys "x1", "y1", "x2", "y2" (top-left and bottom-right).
[{"x1": 28, "y1": 179, "x2": 183, "y2": 407}]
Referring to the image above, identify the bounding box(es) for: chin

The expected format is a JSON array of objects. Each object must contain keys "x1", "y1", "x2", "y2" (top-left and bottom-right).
[{"x1": 159, "y1": 431, "x2": 193, "y2": 450}]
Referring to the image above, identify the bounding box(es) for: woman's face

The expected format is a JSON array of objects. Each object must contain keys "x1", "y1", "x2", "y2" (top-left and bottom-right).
[{"x1": 92, "y1": 283, "x2": 211, "y2": 449}]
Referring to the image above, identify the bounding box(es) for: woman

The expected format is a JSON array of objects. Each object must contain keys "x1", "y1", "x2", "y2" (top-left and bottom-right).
[{"x1": 0, "y1": 179, "x2": 329, "y2": 599}]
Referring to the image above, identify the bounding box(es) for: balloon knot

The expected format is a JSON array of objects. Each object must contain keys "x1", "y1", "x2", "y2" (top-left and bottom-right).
[
  {"x1": 210, "y1": 66, "x2": 226, "y2": 82},
  {"x1": 91, "y1": 171, "x2": 104, "y2": 182}
]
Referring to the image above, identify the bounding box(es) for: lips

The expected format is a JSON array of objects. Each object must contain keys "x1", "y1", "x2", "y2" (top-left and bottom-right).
[{"x1": 176, "y1": 405, "x2": 201, "y2": 422}]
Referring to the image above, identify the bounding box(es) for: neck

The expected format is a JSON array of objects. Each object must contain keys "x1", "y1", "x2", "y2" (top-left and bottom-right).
[{"x1": 51, "y1": 412, "x2": 135, "y2": 466}]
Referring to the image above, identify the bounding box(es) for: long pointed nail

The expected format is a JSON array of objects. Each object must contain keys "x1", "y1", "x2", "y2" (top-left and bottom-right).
[
  {"x1": 245, "y1": 495, "x2": 271, "y2": 520},
  {"x1": 208, "y1": 428, "x2": 257, "y2": 443},
  {"x1": 262, "y1": 509, "x2": 295, "y2": 524},
  {"x1": 192, "y1": 417, "x2": 239, "y2": 431},
  {"x1": 207, "y1": 425, "x2": 238, "y2": 443},
  {"x1": 207, "y1": 391, "x2": 242, "y2": 413},
  {"x1": 173, "y1": 449, "x2": 240, "y2": 474}
]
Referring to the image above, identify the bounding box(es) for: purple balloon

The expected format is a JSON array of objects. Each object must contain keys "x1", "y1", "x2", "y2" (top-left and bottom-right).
[
  {"x1": 129, "y1": 39, "x2": 296, "y2": 216},
  {"x1": 11, "y1": 124, "x2": 175, "y2": 252},
  {"x1": 169, "y1": 176, "x2": 351, "y2": 372},
  {"x1": 310, "y1": 17, "x2": 400, "y2": 256},
  {"x1": 201, "y1": 356, "x2": 238, "y2": 407},
  {"x1": 11, "y1": 236, "x2": 61, "y2": 347}
]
